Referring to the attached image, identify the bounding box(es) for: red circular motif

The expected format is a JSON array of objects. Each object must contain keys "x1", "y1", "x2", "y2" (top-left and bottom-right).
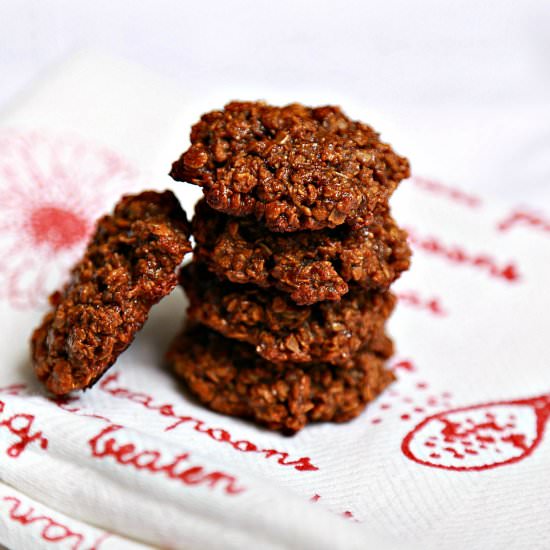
[
  {"x1": 0, "y1": 131, "x2": 138, "y2": 309},
  {"x1": 27, "y1": 206, "x2": 89, "y2": 251}
]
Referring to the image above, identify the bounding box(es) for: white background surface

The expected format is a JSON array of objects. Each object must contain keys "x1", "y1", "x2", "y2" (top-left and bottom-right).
[{"x1": 1, "y1": 0, "x2": 549, "y2": 202}]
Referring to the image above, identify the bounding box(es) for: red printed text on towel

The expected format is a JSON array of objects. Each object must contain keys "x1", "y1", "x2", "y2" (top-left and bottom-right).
[
  {"x1": 406, "y1": 227, "x2": 521, "y2": 282},
  {"x1": 411, "y1": 176, "x2": 482, "y2": 208},
  {"x1": 99, "y1": 373, "x2": 319, "y2": 472},
  {"x1": 395, "y1": 290, "x2": 447, "y2": 316},
  {"x1": 497, "y1": 208, "x2": 550, "y2": 236},
  {"x1": 88, "y1": 424, "x2": 246, "y2": 495},
  {"x1": 0, "y1": 398, "x2": 49, "y2": 458},
  {"x1": 1, "y1": 495, "x2": 110, "y2": 549}
]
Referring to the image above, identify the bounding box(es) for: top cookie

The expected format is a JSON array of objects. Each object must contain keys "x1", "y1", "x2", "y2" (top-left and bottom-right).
[
  {"x1": 170, "y1": 101, "x2": 410, "y2": 232},
  {"x1": 31, "y1": 190, "x2": 192, "y2": 395}
]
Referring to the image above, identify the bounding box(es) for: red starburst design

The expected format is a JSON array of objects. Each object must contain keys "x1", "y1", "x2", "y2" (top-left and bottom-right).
[{"x1": 0, "y1": 131, "x2": 138, "y2": 309}]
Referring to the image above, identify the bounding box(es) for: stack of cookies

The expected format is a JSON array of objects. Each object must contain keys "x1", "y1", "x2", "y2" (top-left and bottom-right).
[{"x1": 168, "y1": 102, "x2": 411, "y2": 433}]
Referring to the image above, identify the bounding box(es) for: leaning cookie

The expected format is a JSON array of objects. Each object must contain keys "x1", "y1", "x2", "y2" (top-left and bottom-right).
[
  {"x1": 193, "y1": 199, "x2": 411, "y2": 305},
  {"x1": 170, "y1": 101, "x2": 410, "y2": 232},
  {"x1": 31, "y1": 191, "x2": 192, "y2": 395},
  {"x1": 181, "y1": 262, "x2": 395, "y2": 366},
  {"x1": 167, "y1": 324, "x2": 395, "y2": 434}
]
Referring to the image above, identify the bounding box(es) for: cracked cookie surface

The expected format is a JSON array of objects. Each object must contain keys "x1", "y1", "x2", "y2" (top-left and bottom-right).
[
  {"x1": 171, "y1": 101, "x2": 410, "y2": 232},
  {"x1": 181, "y1": 262, "x2": 395, "y2": 366},
  {"x1": 32, "y1": 190, "x2": 192, "y2": 395},
  {"x1": 193, "y1": 198, "x2": 410, "y2": 305},
  {"x1": 168, "y1": 324, "x2": 395, "y2": 433}
]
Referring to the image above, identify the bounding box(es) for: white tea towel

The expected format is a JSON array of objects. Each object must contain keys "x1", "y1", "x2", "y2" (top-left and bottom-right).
[{"x1": 0, "y1": 52, "x2": 549, "y2": 550}]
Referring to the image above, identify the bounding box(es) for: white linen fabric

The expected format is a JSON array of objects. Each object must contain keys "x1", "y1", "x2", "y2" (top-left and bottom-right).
[{"x1": 0, "y1": 53, "x2": 548, "y2": 550}]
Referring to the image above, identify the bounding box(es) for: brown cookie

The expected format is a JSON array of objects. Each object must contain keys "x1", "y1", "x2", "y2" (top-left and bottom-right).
[
  {"x1": 31, "y1": 190, "x2": 192, "y2": 395},
  {"x1": 192, "y1": 199, "x2": 411, "y2": 305},
  {"x1": 181, "y1": 262, "x2": 396, "y2": 366},
  {"x1": 170, "y1": 102, "x2": 410, "y2": 232},
  {"x1": 167, "y1": 324, "x2": 395, "y2": 433}
]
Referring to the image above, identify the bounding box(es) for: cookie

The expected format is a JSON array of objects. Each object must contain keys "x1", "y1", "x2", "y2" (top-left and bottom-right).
[
  {"x1": 170, "y1": 101, "x2": 410, "y2": 232},
  {"x1": 31, "y1": 190, "x2": 192, "y2": 395},
  {"x1": 167, "y1": 324, "x2": 395, "y2": 433},
  {"x1": 193, "y1": 199, "x2": 411, "y2": 305},
  {"x1": 181, "y1": 262, "x2": 395, "y2": 366}
]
